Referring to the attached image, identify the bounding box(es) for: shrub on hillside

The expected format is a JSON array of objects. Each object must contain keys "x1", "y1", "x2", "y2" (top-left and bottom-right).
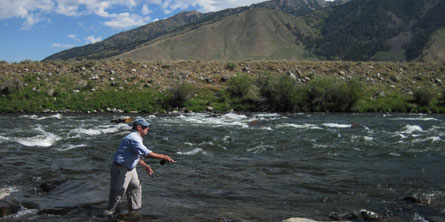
[
  {"x1": 226, "y1": 74, "x2": 253, "y2": 98},
  {"x1": 225, "y1": 62, "x2": 236, "y2": 71},
  {"x1": 442, "y1": 87, "x2": 445, "y2": 104},
  {"x1": 165, "y1": 82, "x2": 194, "y2": 109},
  {"x1": 302, "y1": 78, "x2": 362, "y2": 112},
  {"x1": 414, "y1": 87, "x2": 434, "y2": 106},
  {"x1": 257, "y1": 73, "x2": 300, "y2": 112}
]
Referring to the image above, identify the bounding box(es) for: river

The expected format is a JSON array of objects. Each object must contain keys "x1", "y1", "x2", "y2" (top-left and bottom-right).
[{"x1": 0, "y1": 113, "x2": 444, "y2": 221}]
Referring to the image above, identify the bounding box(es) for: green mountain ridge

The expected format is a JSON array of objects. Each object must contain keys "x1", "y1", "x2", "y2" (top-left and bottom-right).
[
  {"x1": 44, "y1": 0, "x2": 445, "y2": 63},
  {"x1": 43, "y1": 0, "x2": 330, "y2": 61}
]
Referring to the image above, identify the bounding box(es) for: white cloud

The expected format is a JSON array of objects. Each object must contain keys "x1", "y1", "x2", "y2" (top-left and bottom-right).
[
  {"x1": 147, "y1": 0, "x2": 162, "y2": 4},
  {"x1": 0, "y1": 0, "x2": 54, "y2": 29},
  {"x1": 0, "y1": 0, "x2": 268, "y2": 29},
  {"x1": 104, "y1": 12, "x2": 150, "y2": 29},
  {"x1": 148, "y1": 0, "x2": 265, "y2": 14},
  {"x1": 67, "y1": 34, "x2": 79, "y2": 41},
  {"x1": 141, "y1": 4, "x2": 151, "y2": 15},
  {"x1": 85, "y1": 35, "x2": 102, "y2": 44},
  {"x1": 51, "y1": 42, "x2": 74, "y2": 48}
]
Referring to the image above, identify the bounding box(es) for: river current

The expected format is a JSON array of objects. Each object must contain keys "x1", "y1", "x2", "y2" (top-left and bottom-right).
[{"x1": 0, "y1": 113, "x2": 444, "y2": 221}]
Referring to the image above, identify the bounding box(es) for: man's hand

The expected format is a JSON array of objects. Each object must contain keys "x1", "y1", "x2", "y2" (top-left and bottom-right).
[
  {"x1": 164, "y1": 155, "x2": 176, "y2": 163},
  {"x1": 143, "y1": 164, "x2": 154, "y2": 176},
  {"x1": 138, "y1": 159, "x2": 154, "y2": 176}
]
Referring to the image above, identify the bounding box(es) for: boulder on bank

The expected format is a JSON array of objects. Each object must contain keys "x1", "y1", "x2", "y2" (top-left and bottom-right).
[{"x1": 111, "y1": 117, "x2": 134, "y2": 123}]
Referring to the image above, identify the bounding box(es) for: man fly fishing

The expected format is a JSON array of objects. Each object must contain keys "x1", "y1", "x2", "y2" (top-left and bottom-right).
[{"x1": 105, "y1": 118, "x2": 175, "y2": 215}]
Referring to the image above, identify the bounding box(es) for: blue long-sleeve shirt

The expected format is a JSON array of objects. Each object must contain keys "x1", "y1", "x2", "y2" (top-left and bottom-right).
[{"x1": 113, "y1": 131, "x2": 152, "y2": 170}]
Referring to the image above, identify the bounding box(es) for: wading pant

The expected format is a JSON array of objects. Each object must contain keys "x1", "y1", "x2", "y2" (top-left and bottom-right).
[{"x1": 107, "y1": 164, "x2": 142, "y2": 211}]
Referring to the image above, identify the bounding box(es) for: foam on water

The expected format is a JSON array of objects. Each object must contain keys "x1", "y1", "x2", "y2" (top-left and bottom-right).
[
  {"x1": 389, "y1": 152, "x2": 401, "y2": 157},
  {"x1": 68, "y1": 123, "x2": 129, "y2": 138},
  {"x1": 0, "y1": 186, "x2": 18, "y2": 200},
  {"x1": 177, "y1": 113, "x2": 251, "y2": 128},
  {"x1": 364, "y1": 136, "x2": 374, "y2": 142},
  {"x1": 56, "y1": 144, "x2": 89, "y2": 152},
  {"x1": 313, "y1": 144, "x2": 329, "y2": 149},
  {"x1": 413, "y1": 137, "x2": 441, "y2": 143},
  {"x1": 177, "y1": 148, "x2": 206, "y2": 155},
  {"x1": 20, "y1": 113, "x2": 63, "y2": 120},
  {"x1": 278, "y1": 123, "x2": 322, "y2": 130},
  {"x1": 0, "y1": 135, "x2": 9, "y2": 143},
  {"x1": 259, "y1": 126, "x2": 273, "y2": 131},
  {"x1": 254, "y1": 113, "x2": 280, "y2": 118},
  {"x1": 413, "y1": 212, "x2": 429, "y2": 222},
  {"x1": 247, "y1": 143, "x2": 274, "y2": 154},
  {"x1": 10, "y1": 208, "x2": 38, "y2": 218},
  {"x1": 16, "y1": 134, "x2": 61, "y2": 147},
  {"x1": 254, "y1": 113, "x2": 282, "y2": 121},
  {"x1": 400, "y1": 125, "x2": 424, "y2": 134},
  {"x1": 391, "y1": 117, "x2": 438, "y2": 121},
  {"x1": 395, "y1": 133, "x2": 408, "y2": 139},
  {"x1": 14, "y1": 126, "x2": 61, "y2": 147},
  {"x1": 223, "y1": 136, "x2": 231, "y2": 144},
  {"x1": 322, "y1": 123, "x2": 351, "y2": 128}
]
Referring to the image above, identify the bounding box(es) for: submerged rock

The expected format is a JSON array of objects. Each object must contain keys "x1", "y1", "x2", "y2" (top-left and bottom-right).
[
  {"x1": 283, "y1": 217, "x2": 344, "y2": 222},
  {"x1": 329, "y1": 209, "x2": 382, "y2": 221},
  {"x1": 213, "y1": 217, "x2": 232, "y2": 222},
  {"x1": 358, "y1": 209, "x2": 382, "y2": 220},
  {"x1": 0, "y1": 199, "x2": 21, "y2": 217},
  {"x1": 116, "y1": 212, "x2": 155, "y2": 221},
  {"x1": 40, "y1": 180, "x2": 67, "y2": 193}
]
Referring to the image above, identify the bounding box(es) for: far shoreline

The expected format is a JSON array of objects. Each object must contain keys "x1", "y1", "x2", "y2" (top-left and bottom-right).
[{"x1": 1, "y1": 60, "x2": 444, "y2": 113}]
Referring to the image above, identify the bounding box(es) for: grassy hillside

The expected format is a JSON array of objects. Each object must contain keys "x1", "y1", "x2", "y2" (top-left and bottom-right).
[
  {"x1": 116, "y1": 9, "x2": 315, "y2": 61},
  {"x1": 42, "y1": 0, "x2": 445, "y2": 63},
  {"x1": 1, "y1": 60, "x2": 444, "y2": 113},
  {"x1": 43, "y1": 11, "x2": 205, "y2": 61},
  {"x1": 43, "y1": 0, "x2": 330, "y2": 61}
]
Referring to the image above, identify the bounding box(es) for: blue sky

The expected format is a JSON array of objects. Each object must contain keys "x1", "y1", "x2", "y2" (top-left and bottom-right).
[
  {"x1": 0, "y1": 0, "x2": 333, "y2": 62},
  {"x1": 0, "y1": 0, "x2": 269, "y2": 62}
]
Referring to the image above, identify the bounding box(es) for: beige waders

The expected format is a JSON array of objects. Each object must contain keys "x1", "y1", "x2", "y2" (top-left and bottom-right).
[{"x1": 107, "y1": 163, "x2": 142, "y2": 211}]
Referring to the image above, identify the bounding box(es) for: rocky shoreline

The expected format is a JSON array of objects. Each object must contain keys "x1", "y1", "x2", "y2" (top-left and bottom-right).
[
  {"x1": 1, "y1": 179, "x2": 444, "y2": 221},
  {"x1": 1, "y1": 60, "x2": 444, "y2": 113}
]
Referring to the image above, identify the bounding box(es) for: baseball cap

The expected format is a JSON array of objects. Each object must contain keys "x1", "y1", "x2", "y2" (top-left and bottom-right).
[{"x1": 133, "y1": 118, "x2": 151, "y2": 128}]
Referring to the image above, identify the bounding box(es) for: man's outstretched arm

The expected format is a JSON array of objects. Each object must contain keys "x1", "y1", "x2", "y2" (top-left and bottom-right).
[{"x1": 147, "y1": 152, "x2": 175, "y2": 163}]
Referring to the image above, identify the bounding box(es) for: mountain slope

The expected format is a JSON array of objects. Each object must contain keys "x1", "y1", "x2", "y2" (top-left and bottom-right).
[
  {"x1": 421, "y1": 28, "x2": 445, "y2": 63},
  {"x1": 116, "y1": 8, "x2": 315, "y2": 61},
  {"x1": 43, "y1": 11, "x2": 204, "y2": 61},
  {"x1": 43, "y1": 0, "x2": 445, "y2": 62},
  {"x1": 43, "y1": 0, "x2": 330, "y2": 61},
  {"x1": 310, "y1": 0, "x2": 445, "y2": 61}
]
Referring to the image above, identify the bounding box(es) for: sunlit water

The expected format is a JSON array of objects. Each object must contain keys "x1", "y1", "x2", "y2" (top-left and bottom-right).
[{"x1": 0, "y1": 113, "x2": 444, "y2": 221}]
